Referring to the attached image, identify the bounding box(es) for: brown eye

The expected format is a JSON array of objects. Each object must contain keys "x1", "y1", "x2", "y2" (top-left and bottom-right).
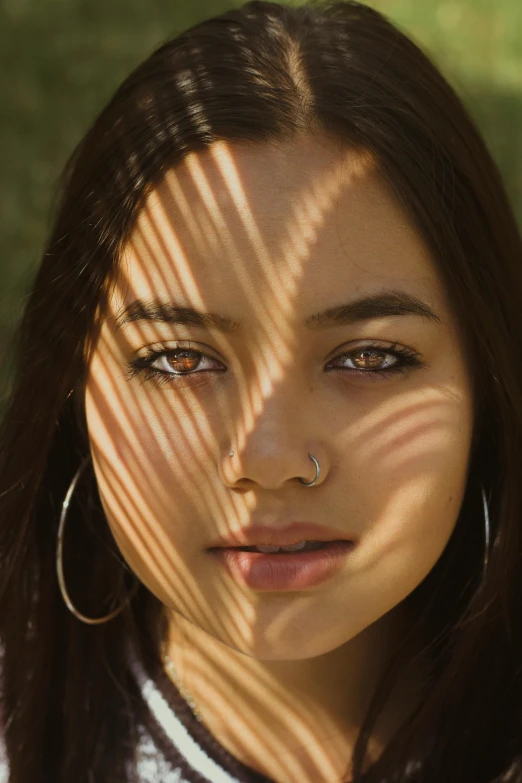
[
  {"x1": 332, "y1": 348, "x2": 397, "y2": 372},
  {"x1": 165, "y1": 350, "x2": 203, "y2": 374},
  {"x1": 326, "y1": 342, "x2": 425, "y2": 378},
  {"x1": 351, "y1": 349, "x2": 393, "y2": 370},
  {"x1": 126, "y1": 344, "x2": 226, "y2": 387}
]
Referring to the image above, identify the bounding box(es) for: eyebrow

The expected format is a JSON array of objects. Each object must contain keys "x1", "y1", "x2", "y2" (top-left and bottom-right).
[{"x1": 114, "y1": 290, "x2": 441, "y2": 333}]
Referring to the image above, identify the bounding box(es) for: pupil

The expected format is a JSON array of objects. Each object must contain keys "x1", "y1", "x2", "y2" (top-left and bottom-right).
[
  {"x1": 357, "y1": 350, "x2": 384, "y2": 369},
  {"x1": 169, "y1": 351, "x2": 200, "y2": 372}
]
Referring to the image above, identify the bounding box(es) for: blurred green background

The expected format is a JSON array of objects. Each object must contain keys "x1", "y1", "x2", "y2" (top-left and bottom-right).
[{"x1": 1, "y1": 0, "x2": 521, "y2": 374}]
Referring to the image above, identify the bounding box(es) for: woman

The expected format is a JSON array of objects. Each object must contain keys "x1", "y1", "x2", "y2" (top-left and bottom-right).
[{"x1": 1, "y1": 1, "x2": 522, "y2": 781}]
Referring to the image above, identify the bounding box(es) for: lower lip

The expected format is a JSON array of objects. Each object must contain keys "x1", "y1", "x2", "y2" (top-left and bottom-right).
[{"x1": 208, "y1": 541, "x2": 355, "y2": 591}]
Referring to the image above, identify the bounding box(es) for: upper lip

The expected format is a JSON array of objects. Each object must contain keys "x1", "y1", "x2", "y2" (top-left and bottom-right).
[{"x1": 208, "y1": 522, "x2": 356, "y2": 549}]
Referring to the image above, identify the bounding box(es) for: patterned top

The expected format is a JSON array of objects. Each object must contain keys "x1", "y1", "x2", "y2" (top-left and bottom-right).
[{"x1": 126, "y1": 645, "x2": 273, "y2": 783}]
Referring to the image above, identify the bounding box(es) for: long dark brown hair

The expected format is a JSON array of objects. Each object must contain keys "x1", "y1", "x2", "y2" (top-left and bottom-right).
[{"x1": 1, "y1": 1, "x2": 522, "y2": 781}]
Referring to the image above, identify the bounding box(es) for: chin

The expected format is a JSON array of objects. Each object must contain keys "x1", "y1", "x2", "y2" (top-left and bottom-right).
[{"x1": 212, "y1": 620, "x2": 364, "y2": 662}]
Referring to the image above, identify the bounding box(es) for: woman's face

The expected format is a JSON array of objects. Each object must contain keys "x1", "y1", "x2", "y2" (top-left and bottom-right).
[{"x1": 84, "y1": 134, "x2": 473, "y2": 660}]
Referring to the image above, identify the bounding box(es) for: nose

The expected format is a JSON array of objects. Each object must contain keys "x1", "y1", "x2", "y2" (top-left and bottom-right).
[{"x1": 219, "y1": 392, "x2": 327, "y2": 490}]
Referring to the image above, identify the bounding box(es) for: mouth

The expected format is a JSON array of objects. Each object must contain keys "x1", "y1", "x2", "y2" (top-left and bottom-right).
[
  {"x1": 208, "y1": 540, "x2": 356, "y2": 591},
  {"x1": 208, "y1": 521, "x2": 357, "y2": 551},
  {"x1": 211, "y1": 540, "x2": 340, "y2": 554}
]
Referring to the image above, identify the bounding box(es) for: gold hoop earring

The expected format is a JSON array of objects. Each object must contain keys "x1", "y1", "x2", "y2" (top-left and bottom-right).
[{"x1": 56, "y1": 456, "x2": 139, "y2": 625}]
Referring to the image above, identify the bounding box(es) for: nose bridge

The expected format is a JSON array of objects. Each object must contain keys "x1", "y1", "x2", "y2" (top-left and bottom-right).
[
  {"x1": 244, "y1": 371, "x2": 302, "y2": 444},
  {"x1": 218, "y1": 340, "x2": 329, "y2": 490}
]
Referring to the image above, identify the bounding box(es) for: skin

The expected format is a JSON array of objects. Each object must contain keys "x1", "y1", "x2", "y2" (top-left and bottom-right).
[{"x1": 84, "y1": 133, "x2": 474, "y2": 782}]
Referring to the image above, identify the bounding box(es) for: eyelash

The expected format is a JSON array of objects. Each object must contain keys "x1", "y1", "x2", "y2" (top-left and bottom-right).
[{"x1": 125, "y1": 341, "x2": 427, "y2": 387}]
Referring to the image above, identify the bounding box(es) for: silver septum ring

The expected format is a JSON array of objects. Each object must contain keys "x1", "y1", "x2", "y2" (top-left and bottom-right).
[{"x1": 299, "y1": 453, "x2": 320, "y2": 487}]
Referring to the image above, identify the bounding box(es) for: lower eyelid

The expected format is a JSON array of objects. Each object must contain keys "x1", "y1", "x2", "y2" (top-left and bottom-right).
[{"x1": 326, "y1": 365, "x2": 405, "y2": 378}]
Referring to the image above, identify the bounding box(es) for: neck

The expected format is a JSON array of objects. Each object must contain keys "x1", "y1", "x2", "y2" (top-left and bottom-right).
[{"x1": 163, "y1": 606, "x2": 425, "y2": 783}]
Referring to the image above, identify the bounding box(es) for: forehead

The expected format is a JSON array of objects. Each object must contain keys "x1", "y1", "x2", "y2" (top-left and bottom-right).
[{"x1": 113, "y1": 136, "x2": 445, "y2": 321}]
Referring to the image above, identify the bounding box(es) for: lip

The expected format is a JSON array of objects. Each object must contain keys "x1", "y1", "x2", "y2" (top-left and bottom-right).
[
  {"x1": 209, "y1": 541, "x2": 355, "y2": 591},
  {"x1": 207, "y1": 521, "x2": 357, "y2": 549}
]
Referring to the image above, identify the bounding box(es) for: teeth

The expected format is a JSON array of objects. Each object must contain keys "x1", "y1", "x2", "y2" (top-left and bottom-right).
[
  {"x1": 255, "y1": 544, "x2": 282, "y2": 553},
  {"x1": 280, "y1": 541, "x2": 307, "y2": 551},
  {"x1": 254, "y1": 541, "x2": 307, "y2": 553}
]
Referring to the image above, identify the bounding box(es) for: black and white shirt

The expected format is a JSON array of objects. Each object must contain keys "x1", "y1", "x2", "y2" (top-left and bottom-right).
[{"x1": 127, "y1": 646, "x2": 273, "y2": 783}]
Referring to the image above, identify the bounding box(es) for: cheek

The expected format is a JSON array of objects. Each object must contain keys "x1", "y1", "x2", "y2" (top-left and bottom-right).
[
  {"x1": 83, "y1": 349, "x2": 223, "y2": 615},
  {"x1": 332, "y1": 377, "x2": 474, "y2": 587},
  {"x1": 84, "y1": 339, "x2": 221, "y2": 523}
]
